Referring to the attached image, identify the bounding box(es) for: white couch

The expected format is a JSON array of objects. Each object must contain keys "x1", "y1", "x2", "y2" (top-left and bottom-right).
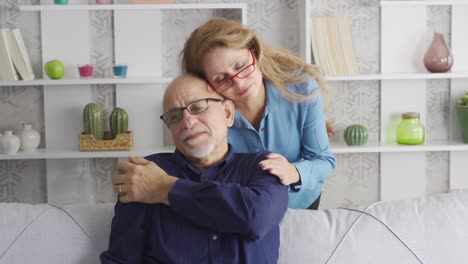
[{"x1": 1, "y1": 190, "x2": 467, "y2": 264}]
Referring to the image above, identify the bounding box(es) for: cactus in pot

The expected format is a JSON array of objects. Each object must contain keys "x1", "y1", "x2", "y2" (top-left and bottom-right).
[
  {"x1": 110, "y1": 107, "x2": 128, "y2": 138},
  {"x1": 456, "y1": 92, "x2": 468, "y2": 106},
  {"x1": 83, "y1": 103, "x2": 104, "y2": 140}
]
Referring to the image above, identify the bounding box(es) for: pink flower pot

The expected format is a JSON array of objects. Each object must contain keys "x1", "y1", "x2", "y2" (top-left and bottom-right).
[{"x1": 78, "y1": 64, "x2": 94, "y2": 78}]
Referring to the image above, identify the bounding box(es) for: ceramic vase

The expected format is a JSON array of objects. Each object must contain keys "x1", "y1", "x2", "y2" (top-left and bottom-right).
[
  {"x1": 83, "y1": 103, "x2": 104, "y2": 140},
  {"x1": 423, "y1": 32, "x2": 453, "y2": 73},
  {"x1": 18, "y1": 123, "x2": 41, "y2": 152},
  {"x1": 110, "y1": 107, "x2": 128, "y2": 138},
  {"x1": 0, "y1": 130, "x2": 21, "y2": 154},
  {"x1": 344, "y1": 124, "x2": 368, "y2": 146}
]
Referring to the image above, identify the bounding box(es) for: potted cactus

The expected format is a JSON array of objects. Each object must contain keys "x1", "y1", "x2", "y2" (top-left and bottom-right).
[
  {"x1": 456, "y1": 92, "x2": 468, "y2": 143},
  {"x1": 79, "y1": 104, "x2": 132, "y2": 151}
]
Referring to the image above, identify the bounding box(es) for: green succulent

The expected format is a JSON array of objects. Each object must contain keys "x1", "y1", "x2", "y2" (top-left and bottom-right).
[{"x1": 457, "y1": 92, "x2": 468, "y2": 106}]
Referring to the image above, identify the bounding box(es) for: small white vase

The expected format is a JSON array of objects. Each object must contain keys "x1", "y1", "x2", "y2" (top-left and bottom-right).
[
  {"x1": 18, "y1": 123, "x2": 41, "y2": 152},
  {"x1": 0, "y1": 130, "x2": 21, "y2": 154}
]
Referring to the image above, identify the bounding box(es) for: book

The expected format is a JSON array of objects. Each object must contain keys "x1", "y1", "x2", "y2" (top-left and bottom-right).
[
  {"x1": 310, "y1": 16, "x2": 360, "y2": 76},
  {"x1": 312, "y1": 17, "x2": 333, "y2": 76},
  {"x1": 326, "y1": 16, "x2": 345, "y2": 75},
  {"x1": 0, "y1": 28, "x2": 19, "y2": 81},
  {"x1": 5, "y1": 28, "x2": 35, "y2": 81},
  {"x1": 310, "y1": 17, "x2": 321, "y2": 66},
  {"x1": 338, "y1": 16, "x2": 360, "y2": 75}
]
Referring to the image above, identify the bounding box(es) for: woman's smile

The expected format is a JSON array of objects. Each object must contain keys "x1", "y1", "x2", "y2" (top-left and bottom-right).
[{"x1": 237, "y1": 84, "x2": 251, "y2": 96}]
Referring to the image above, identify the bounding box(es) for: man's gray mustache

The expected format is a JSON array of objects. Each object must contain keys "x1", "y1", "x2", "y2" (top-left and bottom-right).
[{"x1": 180, "y1": 128, "x2": 208, "y2": 141}]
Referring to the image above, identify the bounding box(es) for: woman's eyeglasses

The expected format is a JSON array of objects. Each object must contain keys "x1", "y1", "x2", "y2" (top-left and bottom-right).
[
  {"x1": 209, "y1": 49, "x2": 256, "y2": 93},
  {"x1": 160, "y1": 98, "x2": 224, "y2": 125}
]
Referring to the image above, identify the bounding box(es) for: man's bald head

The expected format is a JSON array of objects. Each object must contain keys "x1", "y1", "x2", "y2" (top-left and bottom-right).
[{"x1": 163, "y1": 74, "x2": 223, "y2": 112}]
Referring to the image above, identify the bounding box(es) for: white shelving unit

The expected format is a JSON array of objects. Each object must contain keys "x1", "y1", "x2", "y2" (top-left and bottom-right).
[
  {"x1": 300, "y1": 0, "x2": 468, "y2": 200},
  {"x1": 331, "y1": 141, "x2": 468, "y2": 154},
  {"x1": 3, "y1": 140, "x2": 467, "y2": 160},
  {"x1": 3, "y1": 0, "x2": 247, "y2": 204},
  {"x1": 20, "y1": 3, "x2": 247, "y2": 13},
  {"x1": 0, "y1": 146, "x2": 175, "y2": 160},
  {"x1": 324, "y1": 72, "x2": 468, "y2": 81}
]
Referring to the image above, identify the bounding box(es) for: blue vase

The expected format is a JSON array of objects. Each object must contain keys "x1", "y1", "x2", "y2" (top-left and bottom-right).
[{"x1": 113, "y1": 64, "x2": 128, "y2": 78}]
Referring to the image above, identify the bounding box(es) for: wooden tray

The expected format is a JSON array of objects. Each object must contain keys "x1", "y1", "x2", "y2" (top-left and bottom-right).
[{"x1": 79, "y1": 131, "x2": 133, "y2": 151}]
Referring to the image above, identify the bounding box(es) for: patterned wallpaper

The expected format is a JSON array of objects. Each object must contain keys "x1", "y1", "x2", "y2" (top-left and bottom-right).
[{"x1": 0, "y1": 0, "x2": 450, "y2": 208}]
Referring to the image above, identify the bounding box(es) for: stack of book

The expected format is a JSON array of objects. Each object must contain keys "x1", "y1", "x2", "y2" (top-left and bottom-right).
[
  {"x1": 0, "y1": 28, "x2": 35, "y2": 81},
  {"x1": 310, "y1": 16, "x2": 360, "y2": 76}
]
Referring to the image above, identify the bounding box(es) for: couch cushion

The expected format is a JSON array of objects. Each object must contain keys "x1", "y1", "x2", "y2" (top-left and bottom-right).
[
  {"x1": 1, "y1": 190, "x2": 467, "y2": 264},
  {"x1": 0, "y1": 203, "x2": 113, "y2": 264},
  {"x1": 278, "y1": 189, "x2": 468, "y2": 264}
]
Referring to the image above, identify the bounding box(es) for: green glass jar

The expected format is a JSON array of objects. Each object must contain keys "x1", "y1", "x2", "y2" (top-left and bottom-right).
[{"x1": 396, "y1": 112, "x2": 425, "y2": 145}]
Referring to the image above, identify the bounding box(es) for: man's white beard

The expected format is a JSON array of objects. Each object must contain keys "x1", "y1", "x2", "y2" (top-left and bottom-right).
[{"x1": 185, "y1": 140, "x2": 215, "y2": 159}]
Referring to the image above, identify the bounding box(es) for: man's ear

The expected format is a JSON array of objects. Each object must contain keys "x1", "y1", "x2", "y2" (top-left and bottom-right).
[{"x1": 223, "y1": 99, "x2": 235, "y2": 127}]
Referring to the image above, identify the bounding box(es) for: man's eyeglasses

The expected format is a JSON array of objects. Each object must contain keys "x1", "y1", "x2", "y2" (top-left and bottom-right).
[
  {"x1": 160, "y1": 98, "x2": 224, "y2": 125},
  {"x1": 208, "y1": 49, "x2": 256, "y2": 93}
]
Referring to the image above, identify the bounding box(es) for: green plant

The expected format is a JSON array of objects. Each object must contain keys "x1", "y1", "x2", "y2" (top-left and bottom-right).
[
  {"x1": 344, "y1": 124, "x2": 368, "y2": 146},
  {"x1": 457, "y1": 92, "x2": 468, "y2": 106},
  {"x1": 83, "y1": 103, "x2": 104, "y2": 140},
  {"x1": 110, "y1": 107, "x2": 128, "y2": 138}
]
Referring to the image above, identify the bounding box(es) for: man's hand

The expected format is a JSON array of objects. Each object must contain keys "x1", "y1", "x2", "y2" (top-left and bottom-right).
[
  {"x1": 112, "y1": 156, "x2": 178, "y2": 204},
  {"x1": 258, "y1": 153, "x2": 300, "y2": 186}
]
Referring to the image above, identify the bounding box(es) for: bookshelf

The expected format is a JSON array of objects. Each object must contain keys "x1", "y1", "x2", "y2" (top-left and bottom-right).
[
  {"x1": 300, "y1": 0, "x2": 468, "y2": 201},
  {"x1": 1, "y1": 1, "x2": 247, "y2": 204}
]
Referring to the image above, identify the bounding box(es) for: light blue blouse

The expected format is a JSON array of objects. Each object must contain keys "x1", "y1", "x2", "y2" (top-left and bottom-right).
[{"x1": 228, "y1": 79, "x2": 336, "y2": 209}]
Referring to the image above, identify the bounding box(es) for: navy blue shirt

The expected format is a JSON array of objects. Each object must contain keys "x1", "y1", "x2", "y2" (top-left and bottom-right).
[{"x1": 100, "y1": 148, "x2": 288, "y2": 264}]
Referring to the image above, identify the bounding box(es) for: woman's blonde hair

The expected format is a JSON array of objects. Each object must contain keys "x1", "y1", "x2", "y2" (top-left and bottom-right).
[{"x1": 180, "y1": 17, "x2": 330, "y2": 104}]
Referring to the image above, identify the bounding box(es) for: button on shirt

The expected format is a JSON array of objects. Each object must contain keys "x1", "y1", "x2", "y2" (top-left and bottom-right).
[
  {"x1": 228, "y1": 79, "x2": 336, "y2": 209},
  {"x1": 100, "y1": 148, "x2": 288, "y2": 264}
]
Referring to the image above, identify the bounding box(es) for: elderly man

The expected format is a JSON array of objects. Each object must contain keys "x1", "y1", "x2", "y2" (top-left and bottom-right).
[{"x1": 100, "y1": 74, "x2": 288, "y2": 264}]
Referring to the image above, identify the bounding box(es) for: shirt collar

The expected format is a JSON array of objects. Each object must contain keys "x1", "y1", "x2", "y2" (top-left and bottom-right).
[{"x1": 232, "y1": 79, "x2": 278, "y2": 128}]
